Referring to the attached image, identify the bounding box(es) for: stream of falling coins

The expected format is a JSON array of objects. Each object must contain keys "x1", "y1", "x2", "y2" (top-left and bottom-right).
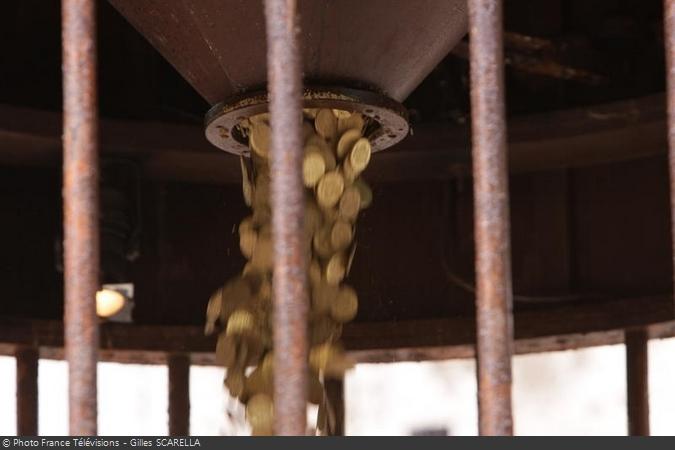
[{"x1": 204, "y1": 108, "x2": 373, "y2": 435}]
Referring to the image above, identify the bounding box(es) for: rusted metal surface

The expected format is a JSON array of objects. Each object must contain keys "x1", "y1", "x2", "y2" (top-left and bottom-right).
[
  {"x1": 108, "y1": 0, "x2": 467, "y2": 104},
  {"x1": 204, "y1": 87, "x2": 408, "y2": 155},
  {"x1": 168, "y1": 354, "x2": 190, "y2": 436},
  {"x1": 264, "y1": 0, "x2": 308, "y2": 436},
  {"x1": 626, "y1": 328, "x2": 650, "y2": 436},
  {"x1": 15, "y1": 347, "x2": 38, "y2": 436},
  {"x1": 62, "y1": 0, "x2": 100, "y2": 436},
  {"x1": 666, "y1": 0, "x2": 675, "y2": 303},
  {"x1": 468, "y1": 0, "x2": 514, "y2": 436}
]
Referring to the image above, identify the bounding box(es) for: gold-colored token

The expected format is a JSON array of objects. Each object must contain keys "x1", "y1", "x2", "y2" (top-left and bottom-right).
[
  {"x1": 338, "y1": 113, "x2": 365, "y2": 135},
  {"x1": 225, "y1": 369, "x2": 246, "y2": 398},
  {"x1": 205, "y1": 287, "x2": 223, "y2": 334},
  {"x1": 312, "y1": 282, "x2": 338, "y2": 314},
  {"x1": 305, "y1": 199, "x2": 323, "y2": 235},
  {"x1": 309, "y1": 343, "x2": 354, "y2": 378},
  {"x1": 353, "y1": 179, "x2": 372, "y2": 209},
  {"x1": 247, "y1": 393, "x2": 274, "y2": 434},
  {"x1": 215, "y1": 333, "x2": 237, "y2": 367},
  {"x1": 316, "y1": 171, "x2": 345, "y2": 208},
  {"x1": 250, "y1": 234, "x2": 273, "y2": 270},
  {"x1": 330, "y1": 220, "x2": 353, "y2": 251},
  {"x1": 306, "y1": 135, "x2": 337, "y2": 170},
  {"x1": 303, "y1": 149, "x2": 326, "y2": 188},
  {"x1": 336, "y1": 128, "x2": 362, "y2": 160},
  {"x1": 332, "y1": 109, "x2": 351, "y2": 120},
  {"x1": 220, "y1": 278, "x2": 252, "y2": 322},
  {"x1": 240, "y1": 156, "x2": 253, "y2": 207},
  {"x1": 315, "y1": 109, "x2": 337, "y2": 140},
  {"x1": 226, "y1": 309, "x2": 256, "y2": 336},
  {"x1": 253, "y1": 174, "x2": 270, "y2": 209},
  {"x1": 308, "y1": 370, "x2": 324, "y2": 405},
  {"x1": 325, "y1": 253, "x2": 346, "y2": 285},
  {"x1": 331, "y1": 285, "x2": 358, "y2": 323},
  {"x1": 249, "y1": 122, "x2": 270, "y2": 158},
  {"x1": 338, "y1": 186, "x2": 361, "y2": 222},
  {"x1": 310, "y1": 316, "x2": 341, "y2": 345},
  {"x1": 309, "y1": 259, "x2": 322, "y2": 287},
  {"x1": 349, "y1": 138, "x2": 372, "y2": 174},
  {"x1": 312, "y1": 226, "x2": 333, "y2": 259},
  {"x1": 239, "y1": 228, "x2": 257, "y2": 259}
]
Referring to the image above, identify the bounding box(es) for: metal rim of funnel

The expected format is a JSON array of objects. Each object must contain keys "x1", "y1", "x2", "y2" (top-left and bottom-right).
[{"x1": 204, "y1": 86, "x2": 409, "y2": 156}]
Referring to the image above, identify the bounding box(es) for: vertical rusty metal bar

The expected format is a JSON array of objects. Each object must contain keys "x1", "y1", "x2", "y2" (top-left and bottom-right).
[
  {"x1": 467, "y1": 0, "x2": 514, "y2": 436},
  {"x1": 666, "y1": 1, "x2": 675, "y2": 299},
  {"x1": 625, "y1": 328, "x2": 650, "y2": 436},
  {"x1": 62, "y1": 0, "x2": 100, "y2": 436},
  {"x1": 15, "y1": 347, "x2": 38, "y2": 436},
  {"x1": 264, "y1": 0, "x2": 308, "y2": 436},
  {"x1": 168, "y1": 354, "x2": 191, "y2": 436}
]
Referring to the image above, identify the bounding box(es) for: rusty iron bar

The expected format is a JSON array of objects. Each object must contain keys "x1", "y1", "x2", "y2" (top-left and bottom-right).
[
  {"x1": 263, "y1": 0, "x2": 309, "y2": 436},
  {"x1": 62, "y1": 0, "x2": 100, "y2": 436},
  {"x1": 467, "y1": 0, "x2": 515, "y2": 436},
  {"x1": 625, "y1": 329, "x2": 650, "y2": 436},
  {"x1": 15, "y1": 347, "x2": 39, "y2": 436},
  {"x1": 666, "y1": 1, "x2": 675, "y2": 298},
  {"x1": 168, "y1": 354, "x2": 191, "y2": 436}
]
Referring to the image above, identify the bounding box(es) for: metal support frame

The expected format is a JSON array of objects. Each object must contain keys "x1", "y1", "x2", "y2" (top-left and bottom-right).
[
  {"x1": 625, "y1": 329, "x2": 650, "y2": 436},
  {"x1": 62, "y1": 0, "x2": 100, "y2": 436},
  {"x1": 168, "y1": 354, "x2": 191, "y2": 436},
  {"x1": 15, "y1": 347, "x2": 38, "y2": 436},
  {"x1": 467, "y1": 0, "x2": 515, "y2": 436},
  {"x1": 263, "y1": 0, "x2": 309, "y2": 436}
]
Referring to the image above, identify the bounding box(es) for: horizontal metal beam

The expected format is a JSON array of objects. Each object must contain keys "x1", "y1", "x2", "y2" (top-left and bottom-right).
[
  {"x1": 0, "y1": 294, "x2": 673, "y2": 365},
  {"x1": 0, "y1": 94, "x2": 668, "y2": 184}
]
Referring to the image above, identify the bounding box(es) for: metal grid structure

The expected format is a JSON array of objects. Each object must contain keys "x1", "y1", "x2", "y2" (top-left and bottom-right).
[{"x1": 6, "y1": 0, "x2": 666, "y2": 436}]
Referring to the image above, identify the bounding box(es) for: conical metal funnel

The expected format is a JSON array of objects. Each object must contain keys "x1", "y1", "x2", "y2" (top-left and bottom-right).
[{"x1": 109, "y1": 0, "x2": 468, "y2": 153}]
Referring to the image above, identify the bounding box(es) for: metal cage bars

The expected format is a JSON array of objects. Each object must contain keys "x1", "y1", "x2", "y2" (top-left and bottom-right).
[{"x1": 49, "y1": 0, "x2": 675, "y2": 437}]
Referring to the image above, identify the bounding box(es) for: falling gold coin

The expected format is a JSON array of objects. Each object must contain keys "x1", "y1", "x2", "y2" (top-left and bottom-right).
[
  {"x1": 315, "y1": 109, "x2": 338, "y2": 140},
  {"x1": 331, "y1": 285, "x2": 358, "y2": 323},
  {"x1": 325, "y1": 253, "x2": 346, "y2": 285},
  {"x1": 303, "y1": 149, "x2": 327, "y2": 188},
  {"x1": 349, "y1": 138, "x2": 371, "y2": 173},
  {"x1": 353, "y1": 178, "x2": 372, "y2": 209},
  {"x1": 249, "y1": 122, "x2": 270, "y2": 158},
  {"x1": 316, "y1": 171, "x2": 345, "y2": 209},
  {"x1": 330, "y1": 220, "x2": 352, "y2": 251},
  {"x1": 338, "y1": 186, "x2": 361, "y2": 222},
  {"x1": 336, "y1": 128, "x2": 362, "y2": 159}
]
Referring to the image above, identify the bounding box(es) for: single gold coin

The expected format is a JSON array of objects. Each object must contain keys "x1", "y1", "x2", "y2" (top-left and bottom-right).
[
  {"x1": 306, "y1": 135, "x2": 337, "y2": 170},
  {"x1": 331, "y1": 285, "x2": 358, "y2": 323},
  {"x1": 204, "y1": 287, "x2": 223, "y2": 334},
  {"x1": 330, "y1": 220, "x2": 353, "y2": 251},
  {"x1": 215, "y1": 333, "x2": 237, "y2": 367},
  {"x1": 250, "y1": 234, "x2": 273, "y2": 270},
  {"x1": 239, "y1": 228, "x2": 257, "y2": 259},
  {"x1": 312, "y1": 282, "x2": 338, "y2": 314},
  {"x1": 226, "y1": 309, "x2": 256, "y2": 336},
  {"x1": 353, "y1": 179, "x2": 372, "y2": 209},
  {"x1": 225, "y1": 369, "x2": 246, "y2": 398},
  {"x1": 308, "y1": 370, "x2": 324, "y2": 405},
  {"x1": 350, "y1": 138, "x2": 371, "y2": 171},
  {"x1": 315, "y1": 109, "x2": 337, "y2": 140},
  {"x1": 338, "y1": 113, "x2": 365, "y2": 135},
  {"x1": 309, "y1": 259, "x2": 322, "y2": 286},
  {"x1": 338, "y1": 186, "x2": 361, "y2": 222},
  {"x1": 312, "y1": 226, "x2": 333, "y2": 259},
  {"x1": 336, "y1": 128, "x2": 362, "y2": 159},
  {"x1": 325, "y1": 253, "x2": 346, "y2": 285},
  {"x1": 240, "y1": 156, "x2": 253, "y2": 207},
  {"x1": 247, "y1": 393, "x2": 274, "y2": 432},
  {"x1": 332, "y1": 109, "x2": 352, "y2": 119},
  {"x1": 303, "y1": 150, "x2": 326, "y2": 188},
  {"x1": 316, "y1": 171, "x2": 345, "y2": 209},
  {"x1": 249, "y1": 122, "x2": 270, "y2": 158}
]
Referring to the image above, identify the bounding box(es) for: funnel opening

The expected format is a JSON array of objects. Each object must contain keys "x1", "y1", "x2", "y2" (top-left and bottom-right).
[{"x1": 205, "y1": 87, "x2": 409, "y2": 156}]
